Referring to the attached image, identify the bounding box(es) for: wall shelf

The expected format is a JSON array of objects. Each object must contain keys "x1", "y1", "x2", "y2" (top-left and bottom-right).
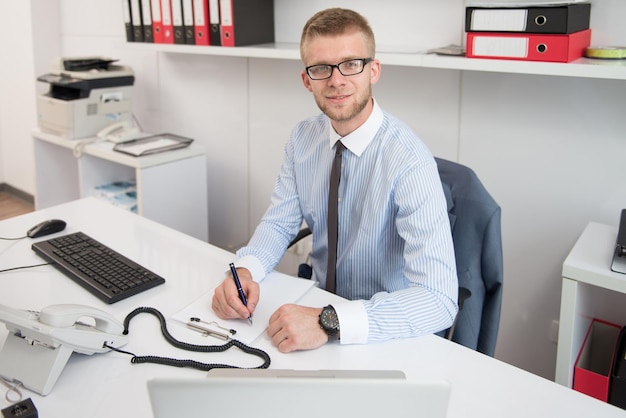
[{"x1": 123, "y1": 41, "x2": 626, "y2": 80}]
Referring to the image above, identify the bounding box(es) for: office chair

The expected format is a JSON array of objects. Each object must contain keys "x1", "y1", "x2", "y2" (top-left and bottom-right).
[
  {"x1": 434, "y1": 157, "x2": 502, "y2": 356},
  {"x1": 287, "y1": 158, "x2": 502, "y2": 356}
]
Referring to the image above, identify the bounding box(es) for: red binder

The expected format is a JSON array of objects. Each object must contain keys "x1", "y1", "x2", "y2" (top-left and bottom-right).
[
  {"x1": 160, "y1": 0, "x2": 174, "y2": 43},
  {"x1": 193, "y1": 0, "x2": 210, "y2": 45},
  {"x1": 466, "y1": 29, "x2": 591, "y2": 63},
  {"x1": 151, "y1": 0, "x2": 163, "y2": 43}
]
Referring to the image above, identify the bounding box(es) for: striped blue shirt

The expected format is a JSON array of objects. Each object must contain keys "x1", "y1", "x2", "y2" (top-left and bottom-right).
[{"x1": 237, "y1": 100, "x2": 458, "y2": 344}]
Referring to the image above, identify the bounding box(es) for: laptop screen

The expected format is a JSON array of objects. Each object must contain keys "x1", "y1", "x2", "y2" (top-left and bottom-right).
[{"x1": 148, "y1": 370, "x2": 451, "y2": 418}]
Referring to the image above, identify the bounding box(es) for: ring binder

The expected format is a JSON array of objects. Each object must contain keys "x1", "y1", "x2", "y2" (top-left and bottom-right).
[
  {"x1": 611, "y1": 209, "x2": 626, "y2": 274},
  {"x1": 465, "y1": 2, "x2": 591, "y2": 34}
]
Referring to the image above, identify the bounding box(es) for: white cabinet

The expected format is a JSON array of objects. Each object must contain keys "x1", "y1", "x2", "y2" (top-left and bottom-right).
[
  {"x1": 32, "y1": 130, "x2": 209, "y2": 241},
  {"x1": 555, "y1": 222, "x2": 626, "y2": 387}
]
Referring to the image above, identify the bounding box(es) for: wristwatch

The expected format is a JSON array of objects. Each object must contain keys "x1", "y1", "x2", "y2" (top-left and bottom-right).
[{"x1": 319, "y1": 305, "x2": 340, "y2": 340}]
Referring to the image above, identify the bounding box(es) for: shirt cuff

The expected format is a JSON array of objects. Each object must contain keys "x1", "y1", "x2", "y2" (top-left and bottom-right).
[
  {"x1": 233, "y1": 255, "x2": 266, "y2": 283},
  {"x1": 333, "y1": 300, "x2": 368, "y2": 344}
]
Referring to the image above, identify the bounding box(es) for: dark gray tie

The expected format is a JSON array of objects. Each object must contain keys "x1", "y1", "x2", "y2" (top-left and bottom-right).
[{"x1": 326, "y1": 141, "x2": 345, "y2": 293}]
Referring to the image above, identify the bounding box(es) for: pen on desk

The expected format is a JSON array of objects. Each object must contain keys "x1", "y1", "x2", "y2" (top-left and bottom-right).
[
  {"x1": 229, "y1": 262, "x2": 253, "y2": 325},
  {"x1": 186, "y1": 322, "x2": 230, "y2": 341}
]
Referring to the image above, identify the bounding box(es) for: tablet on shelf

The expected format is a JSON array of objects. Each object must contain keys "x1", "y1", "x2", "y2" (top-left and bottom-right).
[{"x1": 113, "y1": 133, "x2": 193, "y2": 157}]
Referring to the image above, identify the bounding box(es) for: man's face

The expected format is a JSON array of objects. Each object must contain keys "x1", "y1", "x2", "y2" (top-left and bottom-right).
[{"x1": 301, "y1": 31, "x2": 380, "y2": 136}]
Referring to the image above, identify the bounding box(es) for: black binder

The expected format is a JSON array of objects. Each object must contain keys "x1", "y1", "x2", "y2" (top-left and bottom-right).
[
  {"x1": 122, "y1": 0, "x2": 134, "y2": 42},
  {"x1": 465, "y1": 2, "x2": 591, "y2": 34},
  {"x1": 182, "y1": 0, "x2": 195, "y2": 45},
  {"x1": 609, "y1": 326, "x2": 626, "y2": 410},
  {"x1": 172, "y1": 0, "x2": 185, "y2": 44},
  {"x1": 130, "y1": 0, "x2": 144, "y2": 42},
  {"x1": 209, "y1": 0, "x2": 221, "y2": 46},
  {"x1": 611, "y1": 209, "x2": 626, "y2": 274},
  {"x1": 141, "y1": 0, "x2": 154, "y2": 43},
  {"x1": 219, "y1": 0, "x2": 274, "y2": 47}
]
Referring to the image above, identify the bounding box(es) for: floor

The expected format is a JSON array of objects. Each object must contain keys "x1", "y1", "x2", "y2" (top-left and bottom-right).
[{"x1": 0, "y1": 192, "x2": 34, "y2": 221}]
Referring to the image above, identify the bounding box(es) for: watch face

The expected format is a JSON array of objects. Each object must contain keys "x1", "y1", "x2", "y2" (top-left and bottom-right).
[{"x1": 320, "y1": 306, "x2": 339, "y2": 334}]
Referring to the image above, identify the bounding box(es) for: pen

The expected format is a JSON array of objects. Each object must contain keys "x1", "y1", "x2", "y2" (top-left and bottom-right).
[
  {"x1": 187, "y1": 322, "x2": 230, "y2": 341},
  {"x1": 230, "y1": 262, "x2": 253, "y2": 325}
]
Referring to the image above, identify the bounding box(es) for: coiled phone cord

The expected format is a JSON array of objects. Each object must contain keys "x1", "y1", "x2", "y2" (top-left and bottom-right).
[{"x1": 105, "y1": 306, "x2": 271, "y2": 371}]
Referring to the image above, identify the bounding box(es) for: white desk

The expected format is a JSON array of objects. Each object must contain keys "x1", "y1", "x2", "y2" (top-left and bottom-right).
[
  {"x1": 556, "y1": 222, "x2": 626, "y2": 388},
  {"x1": 1, "y1": 199, "x2": 624, "y2": 417}
]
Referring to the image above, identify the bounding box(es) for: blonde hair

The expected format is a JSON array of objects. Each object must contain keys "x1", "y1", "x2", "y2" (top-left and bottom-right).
[{"x1": 300, "y1": 8, "x2": 375, "y2": 62}]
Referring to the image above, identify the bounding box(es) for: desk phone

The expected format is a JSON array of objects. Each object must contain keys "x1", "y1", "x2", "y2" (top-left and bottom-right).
[{"x1": 0, "y1": 304, "x2": 128, "y2": 395}]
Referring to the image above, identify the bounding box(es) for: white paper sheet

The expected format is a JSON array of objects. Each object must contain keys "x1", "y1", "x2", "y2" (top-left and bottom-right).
[{"x1": 171, "y1": 271, "x2": 317, "y2": 344}]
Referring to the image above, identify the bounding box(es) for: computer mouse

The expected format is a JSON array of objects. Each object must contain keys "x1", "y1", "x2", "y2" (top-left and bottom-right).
[{"x1": 27, "y1": 219, "x2": 67, "y2": 238}]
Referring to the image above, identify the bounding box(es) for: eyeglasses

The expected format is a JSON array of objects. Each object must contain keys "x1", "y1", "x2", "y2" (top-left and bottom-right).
[{"x1": 305, "y1": 58, "x2": 373, "y2": 80}]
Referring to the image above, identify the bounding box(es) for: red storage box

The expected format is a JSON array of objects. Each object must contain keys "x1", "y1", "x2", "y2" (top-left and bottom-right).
[{"x1": 573, "y1": 319, "x2": 621, "y2": 402}]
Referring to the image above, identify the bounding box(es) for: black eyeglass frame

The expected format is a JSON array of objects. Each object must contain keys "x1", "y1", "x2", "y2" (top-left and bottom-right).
[{"x1": 305, "y1": 58, "x2": 374, "y2": 80}]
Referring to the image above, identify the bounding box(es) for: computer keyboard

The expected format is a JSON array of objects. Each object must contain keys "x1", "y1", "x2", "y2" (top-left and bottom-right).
[{"x1": 32, "y1": 232, "x2": 165, "y2": 304}]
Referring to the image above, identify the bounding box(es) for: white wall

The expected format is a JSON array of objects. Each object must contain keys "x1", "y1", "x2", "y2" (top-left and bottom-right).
[
  {"x1": 461, "y1": 72, "x2": 626, "y2": 376},
  {"x1": 0, "y1": 1, "x2": 60, "y2": 192},
  {"x1": 1, "y1": 0, "x2": 625, "y2": 381}
]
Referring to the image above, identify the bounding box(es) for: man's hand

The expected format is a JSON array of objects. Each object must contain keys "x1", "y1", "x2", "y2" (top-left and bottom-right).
[
  {"x1": 267, "y1": 304, "x2": 328, "y2": 353},
  {"x1": 211, "y1": 267, "x2": 259, "y2": 321}
]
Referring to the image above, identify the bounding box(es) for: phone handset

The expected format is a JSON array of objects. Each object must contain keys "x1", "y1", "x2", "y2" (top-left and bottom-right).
[
  {"x1": 39, "y1": 304, "x2": 124, "y2": 336},
  {"x1": 39, "y1": 304, "x2": 128, "y2": 355},
  {"x1": 0, "y1": 303, "x2": 128, "y2": 355},
  {"x1": 96, "y1": 121, "x2": 141, "y2": 143}
]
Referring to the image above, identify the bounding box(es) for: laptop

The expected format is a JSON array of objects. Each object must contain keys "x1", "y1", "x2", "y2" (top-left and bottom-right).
[
  {"x1": 206, "y1": 368, "x2": 408, "y2": 379},
  {"x1": 147, "y1": 369, "x2": 451, "y2": 418}
]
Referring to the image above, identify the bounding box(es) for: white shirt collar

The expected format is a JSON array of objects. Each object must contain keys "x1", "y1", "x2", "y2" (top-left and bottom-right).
[{"x1": 328, "y1": 98, "x2": 383, "y2": 157}]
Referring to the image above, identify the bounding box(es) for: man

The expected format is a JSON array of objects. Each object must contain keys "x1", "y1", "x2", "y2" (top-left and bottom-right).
[{"x1": 212, "y1": 8, "x2": 458, "y2": 353}]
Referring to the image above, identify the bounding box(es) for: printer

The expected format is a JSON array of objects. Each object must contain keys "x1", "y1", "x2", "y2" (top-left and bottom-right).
[{"x1": 37, "y1": 57, "x2": 135, "y2": 139}]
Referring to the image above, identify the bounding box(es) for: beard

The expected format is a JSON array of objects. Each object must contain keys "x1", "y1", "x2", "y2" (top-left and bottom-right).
[{"x1": 314, "y1": 85, "x2": 372, "y2": 123}]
